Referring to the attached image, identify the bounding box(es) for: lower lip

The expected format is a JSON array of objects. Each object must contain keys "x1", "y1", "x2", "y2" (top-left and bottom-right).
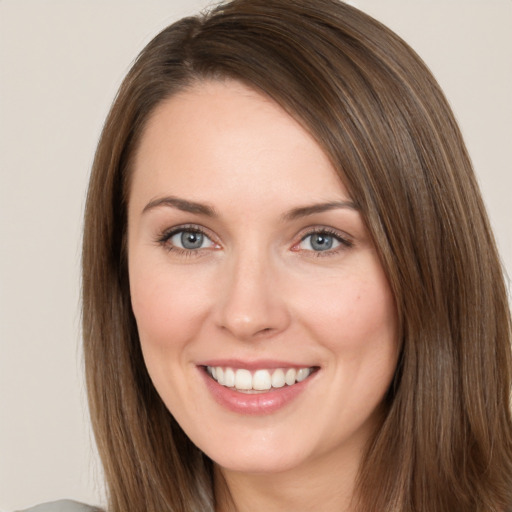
[{"x1": 199, "y1": 368, "x2": 315, "y2": 415}]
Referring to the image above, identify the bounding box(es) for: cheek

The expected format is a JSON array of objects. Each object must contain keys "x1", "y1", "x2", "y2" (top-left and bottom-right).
[
  {"x1": 299, "y1": 269, "x2": 397, "y2": 353},
  {"x1": 129, "y1": 258, "x2": 214, "y2": 351},
  {"x1": 302, "y1": 267, "x2": 398, "y2": 429},
  {"x1": 128, "y1": 258, "x2": 217, "y2": 414}
]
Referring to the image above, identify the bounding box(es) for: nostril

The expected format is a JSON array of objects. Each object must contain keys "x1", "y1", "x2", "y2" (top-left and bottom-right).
[{"x1": 255, "y1": 326, "x2": 276, "y2": 337}]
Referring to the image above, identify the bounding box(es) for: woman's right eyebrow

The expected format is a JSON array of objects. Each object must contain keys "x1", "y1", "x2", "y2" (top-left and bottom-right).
[{"x1": 142, "y1": 195, "x2": 218, "y2": 217}]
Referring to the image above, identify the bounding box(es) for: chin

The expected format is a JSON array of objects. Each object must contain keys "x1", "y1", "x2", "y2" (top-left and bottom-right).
[
  {"x1": 212, "y1": 450, "x2": 306, "y2": 475},
  {"x1": 190, "y1": 426, "x2": 318, "y2": 475}
]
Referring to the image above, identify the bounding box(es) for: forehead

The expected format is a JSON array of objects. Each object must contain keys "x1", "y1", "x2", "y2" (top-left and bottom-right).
[{"x1": 129, "y1": 80, "x2": 349, "y2": 212}]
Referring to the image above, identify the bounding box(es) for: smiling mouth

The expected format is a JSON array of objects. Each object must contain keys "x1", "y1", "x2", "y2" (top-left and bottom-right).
[{"x1": 204, "y1": 366, "x2": 318, "y2": 393}]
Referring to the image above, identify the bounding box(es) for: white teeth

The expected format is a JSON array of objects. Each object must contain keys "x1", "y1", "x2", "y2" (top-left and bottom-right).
[
  {"x1": 206, "y1": 365, "x2": 314, "y2": 391},
  {"x1": 235, "y1": 369, "x2": 252, "y2": 390},
  {"x1": 285, "y1": 368, "x2": 296, "y2": 386},
  {"x1": 271, "y1": 369, "x2": 285, "y2": 388},
  {"x1": 296, "y1": 368, "x2": 309, "y2": 382},
  {"x1": 224, "y1": 367, "x2": 235, "y2": 387},
  {"x1": 253, "y1": 369, "x2": 272, "y2": 391}
]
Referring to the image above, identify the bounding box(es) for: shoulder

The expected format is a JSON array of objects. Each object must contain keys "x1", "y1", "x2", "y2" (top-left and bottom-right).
[{"x1": 16, "y1": 500, "x2": 101, "y2": 512}]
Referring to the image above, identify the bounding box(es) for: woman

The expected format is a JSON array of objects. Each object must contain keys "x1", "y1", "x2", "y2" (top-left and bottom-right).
[{"x1": 28, "y1": 0, "x2": 512, "y2": 510}]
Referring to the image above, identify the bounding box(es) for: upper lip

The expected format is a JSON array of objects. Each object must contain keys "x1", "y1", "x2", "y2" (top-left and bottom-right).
[{"x1": 198, "y1": 359, "x2": 318, "y2": 371}]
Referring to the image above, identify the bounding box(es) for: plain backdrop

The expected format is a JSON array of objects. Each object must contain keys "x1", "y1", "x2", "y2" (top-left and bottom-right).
[{"x1": 1, "y1": 1, "x2": 511, "y2": 510}]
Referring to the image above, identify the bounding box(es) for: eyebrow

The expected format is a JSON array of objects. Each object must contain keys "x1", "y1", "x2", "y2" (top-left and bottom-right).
[
  {"x1": 282, "y1": 200, "x2": 359, "y2": 221},
  {"x1": 142, "y1": 195, "x2": 358, "y2": 220},
  {"x1": 142, "y1": 196, "x2": 217, "y2": 217}
]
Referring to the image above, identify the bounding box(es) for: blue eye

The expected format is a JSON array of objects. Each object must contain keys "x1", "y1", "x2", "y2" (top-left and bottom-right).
[
  {"x1": 171, "y1": 231, "x2": 202, "y2": 249},
  {"x1": 296, "y1": 230, "x2": 351, "y2": 254},
  {"x1": 169, "y1": 230, "x2": 214, "y2": 250},
  {"x1": 300, "y1": 233, "x2": 340, "y2": 252},
  {"x1": 156, "y1": 226, "x2": 217, "y2": 254}
]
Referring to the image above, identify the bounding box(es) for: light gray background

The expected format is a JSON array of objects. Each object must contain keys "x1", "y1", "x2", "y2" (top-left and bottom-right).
[{"x1": 1, "y1": 1, "x2": 511, "y2": 510}]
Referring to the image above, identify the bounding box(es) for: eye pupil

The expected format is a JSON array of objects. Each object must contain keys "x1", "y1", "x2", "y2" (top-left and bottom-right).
[
  {"x1": 181, "y1": 231, "x2": 204, "y2": 249},
  {"x1": 310, "y1": 233, "x2": 333, "y2": 251}
]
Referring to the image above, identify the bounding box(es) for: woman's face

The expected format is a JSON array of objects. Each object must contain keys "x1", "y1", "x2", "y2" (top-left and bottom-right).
[{"x1": 128, "y1": 80, "x2": 398, "y2": 475}]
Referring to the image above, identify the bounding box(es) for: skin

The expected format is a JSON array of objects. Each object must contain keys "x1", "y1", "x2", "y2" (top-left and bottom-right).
[{"x1": 127, "y1": 80, "x2": 398, "y2": 511}]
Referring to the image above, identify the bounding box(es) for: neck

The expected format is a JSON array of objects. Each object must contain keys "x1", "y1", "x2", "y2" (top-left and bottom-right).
[{"x1": 214, "y1": 445, "x2": 362, "y2": 512}]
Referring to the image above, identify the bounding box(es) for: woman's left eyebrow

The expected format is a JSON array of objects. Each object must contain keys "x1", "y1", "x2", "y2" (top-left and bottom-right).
[{"x1": 282, "y1": 200, "x2": 359, "y2": 221}]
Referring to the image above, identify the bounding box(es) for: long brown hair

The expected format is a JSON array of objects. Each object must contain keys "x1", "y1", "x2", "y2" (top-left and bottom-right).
[{"x1": 82, "y1": 1, "x2": 512, "y2": 510}]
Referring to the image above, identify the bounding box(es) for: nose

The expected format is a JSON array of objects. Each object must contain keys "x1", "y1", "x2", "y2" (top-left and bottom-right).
[{"x1": 214, "y1": 250, "x2": 291, "y2": 341}]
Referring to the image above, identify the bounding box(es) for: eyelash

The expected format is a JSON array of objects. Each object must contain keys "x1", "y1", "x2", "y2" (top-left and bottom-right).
[
  {"x1": 293, "y1": 227, "x2": 353, "y2": 257},
  {"x1": 156, "y1": 225, "x2": 353, "y2": 257},
  {"x1": 156, "y1": 225, "x2": 216, "y2": 257}
]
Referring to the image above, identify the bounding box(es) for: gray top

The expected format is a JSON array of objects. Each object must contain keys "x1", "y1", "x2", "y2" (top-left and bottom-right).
[{"x1": 17, "y1": 500, "x2": 99, "y2": 512}]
